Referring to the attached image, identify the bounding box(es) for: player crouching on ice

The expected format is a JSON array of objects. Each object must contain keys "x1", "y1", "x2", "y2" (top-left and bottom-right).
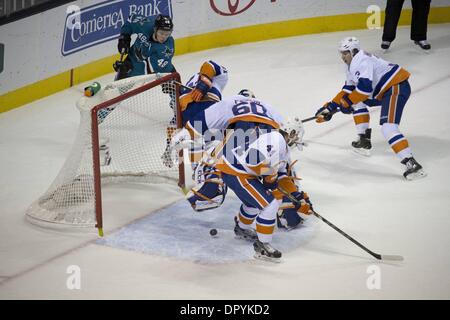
[
  {"x1": 315, "y1": 37, "x2": 426, "y2": 180},
  {"x1": 216, "y1": 126, "x2": 313, "y2": 261},
  {"x1": 171, "y1": 93, "x2": 313, "y2": 261}
]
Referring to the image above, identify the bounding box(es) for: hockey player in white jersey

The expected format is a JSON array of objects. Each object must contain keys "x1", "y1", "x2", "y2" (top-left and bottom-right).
[
  {"x1": 173, "y1": 60, "x2": 229, "y2": 210},
  {"x1": 216, "y1": 121, "x2": 312, "y2": 260},
  {"x1": 172, "y1": 94, "x2": 313, "y2": 260},
  {"x1": 315, "y1": 37, "x2": 426, "y2": 180},
  {"x1": 175, "y1": 89, "x2": 281, "y2": 212},
  {"x1": 162, "y1": 60, "x2": 228, "y2": 169}
]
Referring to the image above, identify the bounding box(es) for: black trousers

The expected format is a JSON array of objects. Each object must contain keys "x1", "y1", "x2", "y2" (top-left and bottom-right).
[{"x1": 382, "y1": 0, "x2": 431, "y2": 42}]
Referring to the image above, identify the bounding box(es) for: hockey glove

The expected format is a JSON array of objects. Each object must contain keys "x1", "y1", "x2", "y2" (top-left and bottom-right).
[
  {"x1": 117, "y1": 34, "x2": 131, "y2": 54},
  {"x1": 315, "y1": 102, "x2": 339, "y2": 123},
  {"x1": 191, "y1": 74, "x2": 213, "y2": 102},
  {"x1": 263, "y1": 174, "x2": 278, "y2": 191},
  {"x1": 113, "y1": 58, "x2": 132, "y2": 74},
  {"x1": 337, "y1": 94, "x2": 354, "y2": 114},
  {"x1": 291, "y1": 191, "x2": 313, "y2": 219}
]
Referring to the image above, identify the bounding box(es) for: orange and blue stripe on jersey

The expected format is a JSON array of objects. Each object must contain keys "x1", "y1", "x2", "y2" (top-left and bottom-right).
[
  {"x1": 332, "y1": 84, "x2": 356, "y2": 104},
  {"x1": 342, "y1": 65, "x2": 410, "y2": 107},
  {"x1": 373, "y1": 65, "x2": 410, "y2": 100},
  {"x1": 215, "y1": 156, "x2": 254, "y2": 179},
  {"x1": 228, "y1": 115, "x2": 280, "y2": 129},
  {"x1": 179, "y1": 60, "x2": 226, "y2": 111},
  {"x1": 346, "y1": 78, "x2": 373, "y2": 105},
  {"x1": 179, "y1": 85, "x2": 222, "y2": 112},
  {"x1": 200, "y1": 60, "x2": 225, "y2": 80}
]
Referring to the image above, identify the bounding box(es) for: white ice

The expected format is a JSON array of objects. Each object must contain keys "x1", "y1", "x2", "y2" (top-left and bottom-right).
[{"x1": 1, "y1": 24, "x2": 450, "y2": 299}]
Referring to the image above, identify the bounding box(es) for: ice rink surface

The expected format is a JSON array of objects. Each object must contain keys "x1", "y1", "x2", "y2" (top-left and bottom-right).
[{"x1": 0, "y1": 24, "x2": 449, "y2": 299}]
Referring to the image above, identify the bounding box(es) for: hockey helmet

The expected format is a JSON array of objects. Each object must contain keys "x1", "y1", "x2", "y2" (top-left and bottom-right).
[
  {"x1": 280, "y1": 117, "x2": 305, "y2": 150},
  {"x1": 155, "y1": 15, "x2": 173, "y2": 31},
  {"x1": 338, "y1": 37, "x2": 360, "y2": 56}
]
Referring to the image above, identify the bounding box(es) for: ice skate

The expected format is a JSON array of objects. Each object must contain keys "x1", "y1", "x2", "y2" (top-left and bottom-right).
[
  {"x1": 381, "y1": 41, "x2": 391, "y2": 52},
  {"x1": 414, "y1": 40, "x2": 431, "y2": 51},
  {"x1": 401, "y1": 157, "x2": 427, "y2": 181},
  {"x1": 351, "y1": 128, "x2": 372, "y2": 156},
  {"x1": 234, "y1": 216, "x2": 257, "y2": 241},
  {"x1": 253, "y1": 240, "x2": 282, "y2": 262}
]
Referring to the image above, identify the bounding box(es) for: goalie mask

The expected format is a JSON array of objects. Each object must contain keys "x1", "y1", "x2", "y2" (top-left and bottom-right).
[{"x1": 280, "y1": 117, "x2": 305, "y2": 150}]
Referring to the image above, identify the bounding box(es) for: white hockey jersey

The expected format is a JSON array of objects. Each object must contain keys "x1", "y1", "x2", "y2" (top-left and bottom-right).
[
  {"x1": 185, "y1": 95, "x2": 285, "y2": 136},
  {"x1": 337, "y1": 50, "x2": 410, "y2": 104},
  {"x1": 179, "y1": 60, "x2": 228, "y2": 111},
  {"x1": 217, "y1": 130, "x2": 291, "y2": 178}
]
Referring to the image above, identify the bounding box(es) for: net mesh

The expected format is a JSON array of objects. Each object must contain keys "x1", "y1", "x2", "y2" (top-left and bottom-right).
[{"x1": 26, "y1": 73, "x2": 181, "y2": 229}]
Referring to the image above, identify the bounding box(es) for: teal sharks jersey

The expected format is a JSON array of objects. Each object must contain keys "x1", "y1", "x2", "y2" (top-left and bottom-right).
[{"x1": 121, "y1": 14, "x2": 175, "y2": 74}]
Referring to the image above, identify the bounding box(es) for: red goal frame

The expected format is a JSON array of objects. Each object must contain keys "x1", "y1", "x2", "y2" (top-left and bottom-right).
[{"x1": 90, "y1": 72, "x2": 184, "y2": 235}]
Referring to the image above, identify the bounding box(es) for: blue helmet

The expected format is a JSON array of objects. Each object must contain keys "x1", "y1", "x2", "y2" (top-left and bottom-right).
[{"x1": 238, "y1": 89, "x2": 256, "y2": 98}]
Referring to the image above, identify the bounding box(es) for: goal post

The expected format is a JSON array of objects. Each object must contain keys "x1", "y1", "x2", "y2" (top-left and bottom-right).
[{"x1": 26, "y1": 72, "x2": 185, "y2": 235}]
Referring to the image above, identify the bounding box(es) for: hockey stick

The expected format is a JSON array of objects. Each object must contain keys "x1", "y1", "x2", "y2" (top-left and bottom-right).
[
  {"x1": 278, "y1": 187, "x2": 404, "y2": 261},
  {"x1": 113, "y1": 52, "x2": 126, "y2": 81},
  {"x1": 301, "y1": 115, "x2": 318, "y2": 123}
]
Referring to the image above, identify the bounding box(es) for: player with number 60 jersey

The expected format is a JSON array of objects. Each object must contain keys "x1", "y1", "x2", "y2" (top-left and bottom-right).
[{"x1": 185, "y1": 94, "x2": 284, "y2": 137}]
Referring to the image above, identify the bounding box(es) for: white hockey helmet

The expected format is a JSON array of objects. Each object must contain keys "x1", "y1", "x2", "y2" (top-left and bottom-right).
[
  {"x1": 280, "y1": 117, "x2": 305, "y2": 150},
  {"x1": 338, "y1": 37, "x2": 361, "y2": 56}
]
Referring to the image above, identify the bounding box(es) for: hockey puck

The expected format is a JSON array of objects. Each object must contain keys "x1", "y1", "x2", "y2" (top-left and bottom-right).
[{"x1": 209, "y1": 228, "x2": 218, "y2": 236}]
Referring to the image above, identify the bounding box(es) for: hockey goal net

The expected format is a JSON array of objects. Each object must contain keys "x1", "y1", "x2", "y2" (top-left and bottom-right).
[{"x1": 26, "y1": 73, "x2": 184, "y2": 235}]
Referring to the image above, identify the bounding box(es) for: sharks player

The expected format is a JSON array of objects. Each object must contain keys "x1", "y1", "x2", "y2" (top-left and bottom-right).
[
  {"x1": 99, "y1": 14, "x2": 175, "y2": 125},
  {"x1": 114, "y1": 14, "x2": 175, "y2": 80},
  {"x1": 315, "y1": 37, "x2": 426, "y2": 180},
  {"x1": 171, "y1": 94, "x2": 313, "y2": 260},
  {"x1": 96, "y1": 15, "x2": 174, "y2": 167}
]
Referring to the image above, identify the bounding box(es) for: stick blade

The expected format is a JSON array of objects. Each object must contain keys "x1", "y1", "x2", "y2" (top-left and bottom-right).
[{"x1": 380, "y1": 254, "x2": 404, "y2": 261}]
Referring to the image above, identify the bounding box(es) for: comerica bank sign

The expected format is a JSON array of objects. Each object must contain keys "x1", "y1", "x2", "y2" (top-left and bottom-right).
[{"x1": 61, "y1": 0, "x2": 172, "y2": 56}]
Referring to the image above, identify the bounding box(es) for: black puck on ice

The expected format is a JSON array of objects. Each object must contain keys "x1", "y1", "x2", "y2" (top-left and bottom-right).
[{"x1": 209, "y1": 228, "x2": 217, "y2": 236}]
